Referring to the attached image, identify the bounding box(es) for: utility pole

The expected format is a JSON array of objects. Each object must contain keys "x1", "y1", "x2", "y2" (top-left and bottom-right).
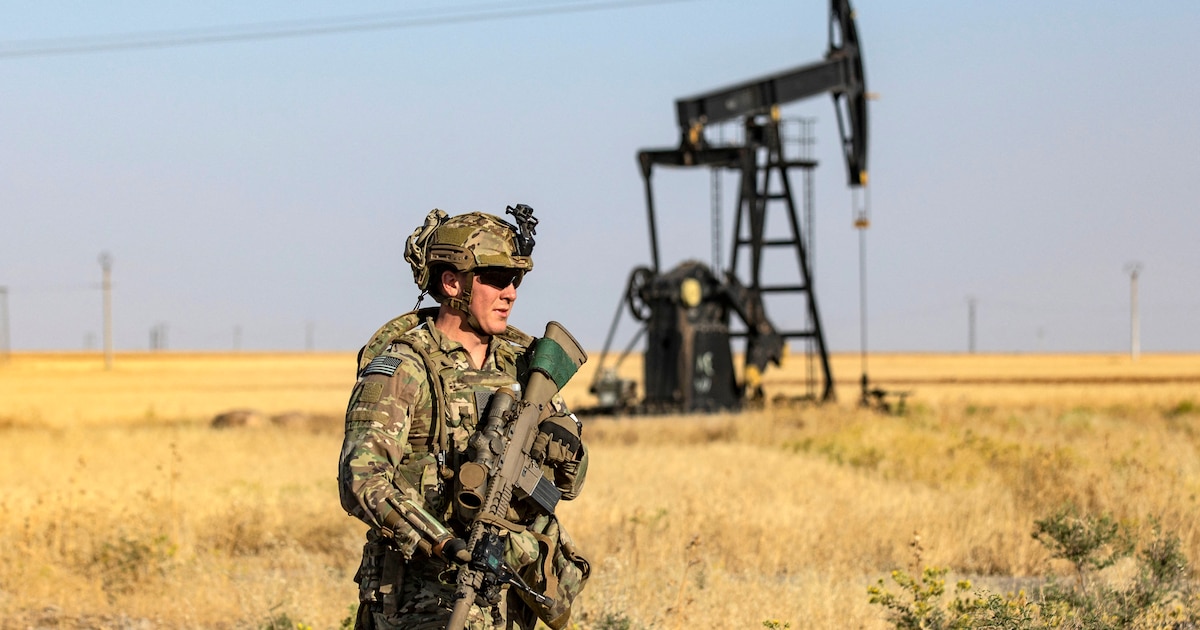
[
  {"x1": 1126, "y1": 262, "x2": 1142, "y2": 362},
  {"x1": 150, "y1": 323, "x2": 167, "y2": 351},
  {"x1": 305, "y1": 321, "x2": 315, "y2": 352},
  {"x1": 967, "y1": 296, "x2": 977, "y2": 354},
  {"x1": 99, "y1": 252, "x2": 113, "y2": 370},
  {"x1": 0, "y1": 286, "x2": 10, "y2": 364}
]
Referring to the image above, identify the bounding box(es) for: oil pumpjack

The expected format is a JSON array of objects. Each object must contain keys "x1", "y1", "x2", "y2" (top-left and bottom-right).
[{"x1": 590, "y1": 0, "x2": 869, "y2": 414}]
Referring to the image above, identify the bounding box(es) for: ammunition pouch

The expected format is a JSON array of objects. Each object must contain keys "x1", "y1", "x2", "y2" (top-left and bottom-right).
[
  {"x1": 508, "y1": 514, "x2": 591, "y2": 630},
  {"x1": 354, "y1": 531, "x2": 407, "y2": 616}
]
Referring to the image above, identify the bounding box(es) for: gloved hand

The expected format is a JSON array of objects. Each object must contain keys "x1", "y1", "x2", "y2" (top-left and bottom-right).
[
  {"x1": 532, "y1": 413, "x2": 582, "y2": 465},
  {"x1": 433, "y1": 536, "x2": 471, "y2": 563}
]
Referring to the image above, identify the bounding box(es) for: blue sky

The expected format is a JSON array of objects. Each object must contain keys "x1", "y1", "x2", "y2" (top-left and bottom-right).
[{"x1": 2, "y1": 0, "x2": 1198, "y2": 353}]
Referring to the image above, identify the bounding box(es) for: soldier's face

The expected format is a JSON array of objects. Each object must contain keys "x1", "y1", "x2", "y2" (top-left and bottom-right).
[{"x1": 468, "y1": 270, "x2": 518, "y2": 335}]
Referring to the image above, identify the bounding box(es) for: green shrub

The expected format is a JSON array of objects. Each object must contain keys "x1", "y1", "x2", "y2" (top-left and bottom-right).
[
  {"x1": 90, "y1": 532, "x2": 176, "y2": 598},
  {"x1": 593, "y1": 610, "x2": 636, "y2": 630},
  {"x1": 1031, "y1": 504, "x2": 1133, "y2": 593},
  {"x1": 258, "y1": 611, "x2": 314, "y2": 630},
  {"x1": 869, "y1": 509, "x2": 1200, "y2": 629},
  {"x1": 1165, "y1": 399, "x2": 1197, "y2": 418}
]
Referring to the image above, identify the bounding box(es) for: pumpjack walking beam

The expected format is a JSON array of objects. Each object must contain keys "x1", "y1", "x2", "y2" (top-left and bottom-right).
[{"x1": 671, "y1": 0, "x2": 868, "y2": 187}]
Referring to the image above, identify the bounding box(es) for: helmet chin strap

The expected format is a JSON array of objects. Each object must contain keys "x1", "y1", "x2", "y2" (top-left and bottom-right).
[{"x1": 445, "y1": 271, "x2": 488, "y2": 336}]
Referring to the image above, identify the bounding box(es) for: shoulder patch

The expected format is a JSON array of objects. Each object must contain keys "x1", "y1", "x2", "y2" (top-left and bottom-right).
[
  {"x1": 361, "y1": 355, "x2": 403, "y2": 377},
  {"x1": 359, "y1": 381, "x2": 385, "y2": 404}
]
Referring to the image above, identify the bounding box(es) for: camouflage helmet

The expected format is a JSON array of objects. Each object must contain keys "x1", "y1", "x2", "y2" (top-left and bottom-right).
[{"x1": 405, "y1": 207, "x2": 536, "y2": 293}]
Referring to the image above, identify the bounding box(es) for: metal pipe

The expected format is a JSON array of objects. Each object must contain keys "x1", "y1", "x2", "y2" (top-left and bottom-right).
[{"x1": 639, "y1": 154, "x2": 661, "y2": 273}]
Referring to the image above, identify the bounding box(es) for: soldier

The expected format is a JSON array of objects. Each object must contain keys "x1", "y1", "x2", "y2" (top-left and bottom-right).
[{"x1": 339, "y1": 207, "x2": 589, "y2": 630}]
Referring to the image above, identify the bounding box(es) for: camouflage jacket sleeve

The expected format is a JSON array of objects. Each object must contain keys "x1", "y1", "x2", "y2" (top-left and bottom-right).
[{"x1": 338, "y1": 350, "x2": 453, "y2": 556}]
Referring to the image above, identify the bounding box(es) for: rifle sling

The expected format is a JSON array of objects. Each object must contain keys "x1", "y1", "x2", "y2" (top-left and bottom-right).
[{"x1": 475, "y1": 512, "x2": 526, "y2": 533}]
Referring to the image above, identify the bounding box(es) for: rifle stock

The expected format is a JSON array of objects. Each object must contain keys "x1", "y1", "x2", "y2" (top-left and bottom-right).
[{"x1": 447, "y1": 321, "x2": 586, "y2": 630}]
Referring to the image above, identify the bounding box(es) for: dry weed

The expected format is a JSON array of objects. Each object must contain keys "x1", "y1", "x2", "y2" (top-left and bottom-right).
[{"x1": 0, "y1": 352, "x2": 1198, "y2": 628}]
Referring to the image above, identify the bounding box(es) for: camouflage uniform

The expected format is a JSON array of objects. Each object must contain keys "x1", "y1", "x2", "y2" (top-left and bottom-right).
[{"x1": 339, "y1": 209, "x2": 588, "y2": 630}]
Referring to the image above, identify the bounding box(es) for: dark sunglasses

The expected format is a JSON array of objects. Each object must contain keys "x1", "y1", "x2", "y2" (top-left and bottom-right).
[{"x1": 475, "y1": 267, "x2": 524, "y2": 290}]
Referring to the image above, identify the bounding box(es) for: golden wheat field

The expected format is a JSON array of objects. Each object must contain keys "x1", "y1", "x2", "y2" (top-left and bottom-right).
[{"x1": 2, "y1": 350, "x2": 1199, "y2": 629}]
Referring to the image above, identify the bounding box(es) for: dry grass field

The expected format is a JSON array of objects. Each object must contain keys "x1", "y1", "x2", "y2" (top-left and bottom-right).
[{"x1": 2, "y1": 351, "x2": 1199, "y2": 628}]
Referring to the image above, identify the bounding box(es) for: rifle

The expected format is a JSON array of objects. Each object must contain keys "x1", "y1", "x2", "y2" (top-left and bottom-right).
[{"x1": 447, "y1": 321, "x2": 587, "y2": 630}]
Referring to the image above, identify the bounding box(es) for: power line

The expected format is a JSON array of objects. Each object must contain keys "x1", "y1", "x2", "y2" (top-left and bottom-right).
[
  {"x1": 0, "y1": 0, "x2": 700, "y2": 60},
  {"x1": 1, "y1": 283, "x2": 102, "y2": 294}
]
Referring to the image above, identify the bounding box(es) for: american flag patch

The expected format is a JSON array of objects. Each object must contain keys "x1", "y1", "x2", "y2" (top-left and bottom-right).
[{"x1": 361, "y1": 355, "x2": 402, "y2": 377}]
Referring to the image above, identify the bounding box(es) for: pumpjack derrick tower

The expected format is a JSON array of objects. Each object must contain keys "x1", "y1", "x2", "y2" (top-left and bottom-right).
[{"x1": 592, "y1": 0, "x2": 869, "y2": 413}]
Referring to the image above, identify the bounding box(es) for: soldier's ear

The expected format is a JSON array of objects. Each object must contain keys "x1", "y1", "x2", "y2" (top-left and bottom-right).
[{"x1": 440, "y1": 269, "x2": 463, "y2": 298}]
